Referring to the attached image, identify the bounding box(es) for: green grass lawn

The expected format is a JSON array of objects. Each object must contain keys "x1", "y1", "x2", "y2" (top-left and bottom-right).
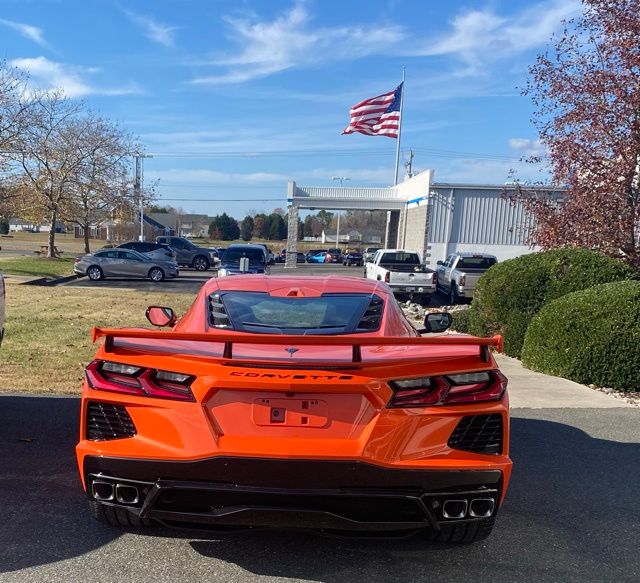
[
  {"x1": 0, "y1": 284, "x2": 196, "y2": 393},
  {"x1": 0, "y1": 256, "x2": 77, "y2": 278}
]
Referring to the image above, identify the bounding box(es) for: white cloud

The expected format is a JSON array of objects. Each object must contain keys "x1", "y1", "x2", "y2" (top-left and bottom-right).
[
  {"x1": 411, "y1": 0, "x2": 581, "y2": 72},
  {"x1": 509, "y1": 137, "x2": 547, "y2": 158},
  {"x1": 122, "y1": 9, "x2": 177, "y2": 48},
  {"x1": 11, "y1": 56, "x2": 142, "y2": 98},
  {"x1": 0, "y1": 18, "x2": 49, "y2": 48},
  {"x1": 146, "y1": 169, "x2": 289, "y2": 185},
  {"x1": 191, "y1": 2, "x2": 405, "y2": 85}
]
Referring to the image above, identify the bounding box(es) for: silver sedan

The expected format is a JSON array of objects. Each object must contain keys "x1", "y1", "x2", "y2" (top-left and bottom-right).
[{"x1": 74, "y1": 249, "x2": 179, "y2": 282}]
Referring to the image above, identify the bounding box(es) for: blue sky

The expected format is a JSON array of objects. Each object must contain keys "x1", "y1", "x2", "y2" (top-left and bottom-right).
[{"x1": 0, "y1": 0, "x2": 580, "y2": 217}]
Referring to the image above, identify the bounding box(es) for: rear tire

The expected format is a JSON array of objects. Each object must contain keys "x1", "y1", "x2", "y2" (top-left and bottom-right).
[
  {"x1": 192, "y1": 255, "x2": 210, "y2": 271},
  {"x1": 427, "y1": 517, "x2": 496, "y2": 544},
  {"x1": 90, "y1": 501, "x2": 152, "y2": 528},
  {"x1": 449, "y1": 284, "x2": 459, "y2": 305},
  {"x1": 87, "y1": 266, "x2": 103, "y2": 281},
  {"x1": 148, "y1": 267, "x2": 164, "y2": 282}
]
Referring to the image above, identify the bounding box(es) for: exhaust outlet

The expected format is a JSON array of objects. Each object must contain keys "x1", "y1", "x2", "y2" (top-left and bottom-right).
[
  {"x1": 115, "y1": 484, "x2": 139, "y2": 505},
  {"x1": 469, "y1": 498, "x2": 495, "y2": 518},
  {"x1": 442, "y1": 499, "x2": 468, "y2": 519},
  {"x1": 91, "y1": 480, "x2": 114, "y2": 501}
]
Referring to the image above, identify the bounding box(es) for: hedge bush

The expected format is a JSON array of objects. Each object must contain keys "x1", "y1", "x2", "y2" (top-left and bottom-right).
[
  {"x1": 451, "y1": 308, "x2": 471, "y2": 333},
  {"x1": 522, "y1": 281, "x2": 640, "y2": 392},
  {"x1": 468, "y1": 248, "x2": 636, "y2": 358}
]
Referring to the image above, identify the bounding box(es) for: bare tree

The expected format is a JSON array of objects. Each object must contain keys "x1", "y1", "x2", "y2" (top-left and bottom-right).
[
  {"x1": 12, "y1": 92, "x2": 86, "y2": 257},
  {"x1": 65, "y1": 114, "x2": 135, "y2": 252},
  {"x1": 0, "y1": 61, "x2": 33, "y2": 217}
]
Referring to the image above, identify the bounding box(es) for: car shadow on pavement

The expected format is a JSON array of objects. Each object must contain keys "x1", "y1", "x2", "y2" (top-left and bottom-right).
[
  {"x1": 0, "y1": 396, "x2": 638, "y2": 582},
  {"x1": 188, "y1": 413, "x2": 640, "y2": 582}
]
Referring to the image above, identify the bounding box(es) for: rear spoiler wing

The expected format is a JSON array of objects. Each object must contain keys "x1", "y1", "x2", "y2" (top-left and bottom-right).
[{"x1": 92, "y1": 327, "x2": 504, "y2": 365}]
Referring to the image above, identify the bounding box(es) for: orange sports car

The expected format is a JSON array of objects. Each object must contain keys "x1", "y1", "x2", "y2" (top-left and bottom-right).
[{"x1": 76, "y1": 275, "x2": 511, "y2": 542}]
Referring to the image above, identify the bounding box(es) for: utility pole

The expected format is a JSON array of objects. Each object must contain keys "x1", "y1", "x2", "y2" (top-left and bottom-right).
[
  {"x1": 405, "y1": 148, "x2": 414, "y2": 179},
  {"x1": 133, "y1": 153, "x2": 152, "y2": 241}
]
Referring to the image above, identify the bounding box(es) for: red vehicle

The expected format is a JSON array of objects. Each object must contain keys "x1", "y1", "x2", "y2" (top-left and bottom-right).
[{"x1": 76, "y1": 275, "x2": 511, "y2": 542}]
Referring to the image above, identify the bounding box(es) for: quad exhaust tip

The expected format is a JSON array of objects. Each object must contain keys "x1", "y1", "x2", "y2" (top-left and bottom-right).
[
  {"x1": 91, "y1": 480, "x2": 114, "y2": 501},
  {"x1": 469, "y1": 497, "x2": 495, "y2": 518},
  {"x1": 115, "y1": 484, "x2": 140, "y2": 505},
  {"x1": 442, "y1": 499, "x2": 468, "y2": 519},
  {"x1": 91, "y1": 480, "x2": 140, "y2": 505}
]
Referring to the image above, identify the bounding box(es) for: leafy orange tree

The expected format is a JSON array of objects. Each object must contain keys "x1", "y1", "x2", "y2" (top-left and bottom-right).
[{"x1": 522, "y1": 0, "x2": 640, "y2": 267}]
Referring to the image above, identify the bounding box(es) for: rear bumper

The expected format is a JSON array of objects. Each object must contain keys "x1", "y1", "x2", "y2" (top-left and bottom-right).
[{"x1": 84, "y1": 456, "x2": 503, "y2": 532}]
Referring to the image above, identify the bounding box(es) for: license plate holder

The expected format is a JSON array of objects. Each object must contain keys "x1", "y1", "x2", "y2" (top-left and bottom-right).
[{"x1": 252, "y1": 398, "x2": 329, "y2": 427}]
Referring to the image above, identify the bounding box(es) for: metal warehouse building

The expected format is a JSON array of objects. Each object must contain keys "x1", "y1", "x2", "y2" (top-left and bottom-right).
[{"x1": 285, "y1": 170, "x2": 563, "y2": 268}]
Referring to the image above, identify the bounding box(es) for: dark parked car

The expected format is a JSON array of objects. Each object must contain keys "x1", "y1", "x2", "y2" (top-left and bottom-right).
[
  {"x1": 217, "y1": 244, "x2": 270, "y2": 277},
  {"x1": 156, "y1": 236, "x2": 214, "y2": 271},
  {"x1": 117, "y1": 241, "x2": 176, "y2": 262},
  {"x1": 342, "y1": 251, "x2": 363, "y2": 266},
  {"x1": 326, "y1": 248, "x2": 343, "y2": 263}
]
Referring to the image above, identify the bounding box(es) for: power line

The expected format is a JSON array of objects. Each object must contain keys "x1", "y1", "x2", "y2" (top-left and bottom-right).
[{"x1": 157, "y1": 197, "x2": 285, "y2": 202}]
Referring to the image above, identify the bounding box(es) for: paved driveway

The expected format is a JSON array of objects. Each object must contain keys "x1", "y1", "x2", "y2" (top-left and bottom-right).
[
  {"x1": 0, "y1": 357, "x2": 638, "y2": 583},
  {"x1": 62, "y1": 263, "x2": 366, "y2": 293}
]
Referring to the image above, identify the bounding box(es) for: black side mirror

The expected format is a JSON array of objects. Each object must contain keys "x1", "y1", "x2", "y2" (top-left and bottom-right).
[
  {"x1": 146, "y1": 306, "x2": 177, "y2": 327},
  {"x1": 436, "y1": 260, "x2": 444, "y2": 266},
  {"x1": 421, "y1": 312, "x2": 453, "y2": 333}
]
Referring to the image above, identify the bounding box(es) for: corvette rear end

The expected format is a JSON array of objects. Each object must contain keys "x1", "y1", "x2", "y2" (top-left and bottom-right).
[{"x1": 76, "y1": 276, "x2": 511, "y2": 542}]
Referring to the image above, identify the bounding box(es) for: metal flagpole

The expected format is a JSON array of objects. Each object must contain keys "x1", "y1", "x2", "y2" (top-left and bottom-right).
[{"x1": 393, "y1": 67, "x2": 406, "y2": 186}]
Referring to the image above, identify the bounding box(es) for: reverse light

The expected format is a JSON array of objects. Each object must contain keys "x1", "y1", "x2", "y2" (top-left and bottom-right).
[
  {"x1": 85, "y1": 360, "x2": 195, "y2": 401},
  {"x1": 388, "y1": 370, "x2": 507, "y2": 408}
]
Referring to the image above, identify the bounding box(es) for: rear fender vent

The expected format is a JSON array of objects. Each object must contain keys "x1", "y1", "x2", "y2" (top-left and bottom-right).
[
  {"x1": 86, "y1": 401, "x2": 136, "y2": 441},
  {"x1": 356, "y1": 295, "x2": 384, "y2": 332},
  {"x1": 209, "y1": 293, "x2": 232, "y2": 328},
  {"x1": 448, "y1": 414, "x2": 503, "y2": 455}
]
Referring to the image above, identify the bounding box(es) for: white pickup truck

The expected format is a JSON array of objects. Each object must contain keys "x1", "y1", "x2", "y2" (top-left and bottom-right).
[
  {"x1": 435, "y1": 252, "x2": 497, "y2": 304},
  {"x1": 364, "y1": 249, "x2": 436, "y2": 305}
]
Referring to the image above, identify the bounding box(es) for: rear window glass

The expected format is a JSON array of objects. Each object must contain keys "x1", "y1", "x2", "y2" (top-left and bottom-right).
[
  {"x1": 213, "y1": 292, "x2": 382, "y2": 334},
  {"x1": 222, "y1": 248, "x2": 266, "y2": 264},
  {"x1": 456, "y1": 257, "x2": 497, "y2": 269},
  {"x1": 380, "y1": 252, "x2": 420, "y2": 264}
]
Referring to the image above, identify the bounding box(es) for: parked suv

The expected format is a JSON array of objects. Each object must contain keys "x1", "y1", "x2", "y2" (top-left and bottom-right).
[
  {"x1": 156, "y1": 236, "x2": 213, "y2": 271},
  {"x1": 117, "y1": 241, "x2": 176, "y2": 263}
]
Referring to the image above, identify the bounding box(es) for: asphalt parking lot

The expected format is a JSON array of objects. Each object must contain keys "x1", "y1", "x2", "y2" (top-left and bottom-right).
[
  {"x1": 0, "y1": 394, "x2": 638, "y2": 583},
  {"x1": 63, "y1": 263, "x2": 367, "y2": 293}
]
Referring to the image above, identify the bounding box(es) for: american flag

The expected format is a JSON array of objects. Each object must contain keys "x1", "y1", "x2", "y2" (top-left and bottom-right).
[{"x1": 342, "y1": 83, "x2": 403, "y2": 139}]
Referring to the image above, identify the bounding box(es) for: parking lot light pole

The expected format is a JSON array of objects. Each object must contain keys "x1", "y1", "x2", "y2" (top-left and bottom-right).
[
  {"x1": 332, "y1": 177, "x2": 350, "y2": 248},
  {"x1": 134, "y1": 153, "x2": 153, "y2": 242}
]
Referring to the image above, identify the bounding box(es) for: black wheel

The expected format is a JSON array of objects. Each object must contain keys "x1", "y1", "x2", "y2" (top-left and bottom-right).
[
  {"x1": 148, "y1": 267, "x2": 164, "y2": 282},
  {"x1": 426, "y1": 517, "x2": 496, "y2": 544},
  {"x1": 449, "y1": 284, "x2": 459, "y2": 305},
  {"x1": 87, "y1": 266, "x2": 103, "y2": 281},
  {"x1": 192, "y1": 255, "x2": 210, "y2": 271},
  {"x1": 90, "y1": 501, "x2": 152, "y2": 528}
]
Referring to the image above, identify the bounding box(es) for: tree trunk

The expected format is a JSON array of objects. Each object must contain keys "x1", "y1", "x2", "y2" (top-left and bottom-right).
[
  {"x1": 83, "y1": 223, "x2": 91, "y2": 254},
  {"x1": 48, "y1": 208, "x2": 57, "y2": 258}
]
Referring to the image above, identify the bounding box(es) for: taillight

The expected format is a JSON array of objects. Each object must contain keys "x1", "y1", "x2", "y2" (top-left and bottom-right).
[
  {"x1": 74, "y1": 257, "x2": 81, "y2": 263},
  {"x1": 85, "y1": 360, "x2": 195, "y2": 401},
  {"x1": 459, "y1": 274, "x2": 466, "y2": 286},
  {"x1": 387, "y1": 370, "x2": 507, "y2": 408},
  {"x1": 384, "y1": 271, "x2": 390, "y2": 283}
]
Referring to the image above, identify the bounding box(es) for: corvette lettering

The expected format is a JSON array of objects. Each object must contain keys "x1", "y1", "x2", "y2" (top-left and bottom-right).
[{"x1": 229, "y1": 371, "x2": 353, "y2": 380}]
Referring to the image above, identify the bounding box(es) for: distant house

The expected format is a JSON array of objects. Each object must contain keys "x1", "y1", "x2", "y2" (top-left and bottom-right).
[
  {"x1": 321, "y1": 229, "x2": 383, "y2": 245},
  {"x1": 9, "y1": 218, "x2": 65, "y2": 233},
  {"x1": 146, "y1": 213, "x2": 211, "y2": 238}
]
